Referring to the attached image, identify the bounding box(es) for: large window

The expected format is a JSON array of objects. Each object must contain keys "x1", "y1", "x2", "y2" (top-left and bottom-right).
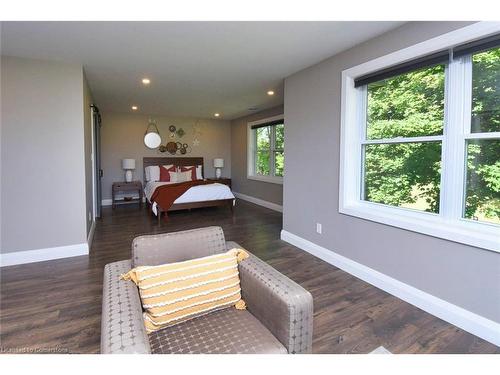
[
  {"x1": 247, "y1": 115, "x2": 284, "y2": 184},
  {"x1": 363, "y1": 65, "x2": 445, "y2": 214},
  {"x1": 340, "y1": 25, "x2": 500, "y2": 252}
]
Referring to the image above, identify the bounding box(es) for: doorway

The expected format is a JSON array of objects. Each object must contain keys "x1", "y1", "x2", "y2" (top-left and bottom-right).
[{"x1": 91, "y1": 105, "x2": 102, "y2": 219}]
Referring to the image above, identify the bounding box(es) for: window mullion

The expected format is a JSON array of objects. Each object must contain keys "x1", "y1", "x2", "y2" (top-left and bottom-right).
[
  {"x1": 440, "y1": 56, "x2": 470, "y2": 220},
  {"x1": 270, "y1": 126, "x2": 275, "y2": 176},
  {"x1": 253, "y1": 129, "x2": 258, "y2": 175},
  {"x1": 464, "y1": 131, "x2": 500, "y2": 140},
  {"x1": 362, "y1": 135, "x2": 443, "y2": 145},
  {"x1": 358, "y1": 86, "x2": 368, "y2": 200}
]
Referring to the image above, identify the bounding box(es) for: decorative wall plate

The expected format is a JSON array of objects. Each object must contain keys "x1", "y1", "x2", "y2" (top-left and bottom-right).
[
  {"x1": 176, "y1": 128, "x2": 185, "y2": 138},
  {"x1": 166, "y1": 141, "x2": 178, "y2": 154}
]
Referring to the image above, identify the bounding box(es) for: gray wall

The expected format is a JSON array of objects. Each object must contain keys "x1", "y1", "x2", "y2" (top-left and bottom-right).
[
  {"x1": 1, "y1": 56, "x2": 88, "y2": 253},
  {"x1": 283, "y1": 21, "x2": 500, "y2": 323},
  {"x1": 83, "y1": 74, "x2": 94, "y2": 235},
  {"x1": 100, "y1": 112, "x2": 231, "y2": 201},
  {"x1": 230, "y1": 106, "x2": 284, "y2": 205}
]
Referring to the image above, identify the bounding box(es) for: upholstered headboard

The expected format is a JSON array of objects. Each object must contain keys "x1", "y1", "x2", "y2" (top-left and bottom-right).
[{"x1": 143, "y1": 157, "x2": 204, "y2": 184}]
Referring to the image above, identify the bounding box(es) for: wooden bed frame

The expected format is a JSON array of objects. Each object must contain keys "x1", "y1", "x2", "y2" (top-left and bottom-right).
[{"x1": 143, "y1": 157, "x2": 234, "y2": 224}]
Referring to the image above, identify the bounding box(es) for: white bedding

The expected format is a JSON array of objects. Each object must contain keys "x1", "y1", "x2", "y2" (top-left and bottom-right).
[{"x1": 144, "y1": 181, "x2": 235, "y2": 216}]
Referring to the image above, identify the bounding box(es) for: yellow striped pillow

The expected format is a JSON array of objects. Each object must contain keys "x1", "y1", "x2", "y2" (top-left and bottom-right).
[{"x1": 120, "y1": 248, "x2": 249, "y2": 333}]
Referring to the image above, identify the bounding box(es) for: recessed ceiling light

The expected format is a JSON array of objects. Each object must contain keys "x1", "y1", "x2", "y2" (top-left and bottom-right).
[
  {"x1": 131, "y1": 106, "x2": 138, "y2": 111},
  {"x1": 214, "y1": 113, "x2": 220, "y2": 117},
  {"x1": 142, "y1": 78, "x2": 151, "y2": 85},
  {"x1": 267, "y1": 90, "x2": 275, "y2": 96}
]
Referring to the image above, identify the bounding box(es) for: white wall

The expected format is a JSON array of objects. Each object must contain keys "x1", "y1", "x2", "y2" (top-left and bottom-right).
[{"x1": 1, "y1": 56, "x2": 87, "y2": 255}]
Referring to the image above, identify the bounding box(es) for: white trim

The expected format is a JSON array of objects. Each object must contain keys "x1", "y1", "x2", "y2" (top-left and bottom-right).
[
  {"x1": 362, "y1": 135, "x2": 443, "y2": 145},
  {"x1": 102, "y1": 198, "x2": 112, "y2": 206},
  {"x1": 247, "y1": 114, "x2": 285, "y2": 128},
  {"x1": 102, "y1": 197, "x2": 146, "y2": 207},
  {"x1": 87, "y1": 220, "x2": 96, "y2": 248},
  {"x1": 0, "y1": 243, "x2": 89, "y2": 267},
  {"x1": 280, "y1": 229, "x2": 500, "y2": 347},
  {"x1": 339, "y1": 22, "x2": 500, "y2": 253},
  {"x1": 247, "y1": 174, "x2": 283, "y2": 185},
  {"x1": 233, "y1": 191, "x2": 283, "y2": 212},
  {"x1": 247, "y1": 114, "x2": 285, "y2": 185},
  {"x1": 464, "y1": 132, "x2": 500, "y2": 140}
]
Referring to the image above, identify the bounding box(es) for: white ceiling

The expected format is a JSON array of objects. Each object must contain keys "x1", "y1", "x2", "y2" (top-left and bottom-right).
[{"x1": 1, "y1": 21, "x2": 404, "y2": 119}]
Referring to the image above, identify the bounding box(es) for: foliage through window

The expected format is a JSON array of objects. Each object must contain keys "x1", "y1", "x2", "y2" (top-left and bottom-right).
[
  {"x1": 464, "y1": 47, "x2": 500, "y2": 224},
  {"x1": 364, "y1": 65, "x2": 445, "y2": 213},
  {"x1": 361, "y1": 47, "x2": 499, "y2": 224},
  {"x1": 251, "y1": 120, "x2": 284, "y2": 180}
]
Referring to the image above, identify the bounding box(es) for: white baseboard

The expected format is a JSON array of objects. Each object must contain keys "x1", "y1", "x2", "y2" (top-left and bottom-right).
[
  {"x1": 233, "y1": 192, "x2": 283, "y2": 212},
  {"x1": 1, "y1": 243, "x2": 89, "y2": 267},
  {"x1": 102, "y1": 197, "x2": 146, "y2": 207},
  {"x1": 87, "y1": 220, "x2": 96, "y2": 247},
  {"x1": 280, "y1": 229, "x2": 500, "y2": 347},
  {"x1": 102, "y1": 198, "x2": 112, "y2": 206}
]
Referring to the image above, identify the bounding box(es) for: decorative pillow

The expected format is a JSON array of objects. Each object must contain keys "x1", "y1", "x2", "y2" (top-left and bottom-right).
[
  {"x1": 169, "y1": 170, "x2": 192, "y2": 183},
  {"x1": 146, "y1": 166, "x2": 161, "y2": 182},
  {"x1": 159, "y1": 165, "x2": 176, "y2": 182},
  {"x1": 180, "y1": 166, "x2": 197, "y2": 181},
  {"x1": 181, "y1": 165, "x2": 203, "y2": 180},
  {"x1": 120, "y1": 248, "x2": 249, "y2": 333}
]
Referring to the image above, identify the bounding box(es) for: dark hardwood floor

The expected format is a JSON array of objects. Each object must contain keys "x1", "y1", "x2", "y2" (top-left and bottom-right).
[{"x1": 1, "y1": 200, "x2": 498, "y2": 354}]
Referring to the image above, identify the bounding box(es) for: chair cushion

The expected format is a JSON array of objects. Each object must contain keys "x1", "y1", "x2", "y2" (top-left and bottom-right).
[
  {"x1": 132, "y1": 226, "x2": 227, "y2": 267},
  {"x1": 148, "y1": 308, "x2": 287, "y2": 354}
]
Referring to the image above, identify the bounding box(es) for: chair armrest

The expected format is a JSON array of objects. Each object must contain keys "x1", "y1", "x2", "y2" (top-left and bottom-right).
[
  {"x1": 101, "y1": 260, "x2": 151, "y2": 354},
  {"x1": 228, "y1": 242, "x2": 313, "y2": 354}
]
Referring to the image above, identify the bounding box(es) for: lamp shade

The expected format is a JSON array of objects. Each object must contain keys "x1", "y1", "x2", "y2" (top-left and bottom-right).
[
  {"x1": 213, "y1": 158, "x2": 224, "y2": 168},
  {"x1": 122, "y1": 158, "x2": 136, "y2": 170}
]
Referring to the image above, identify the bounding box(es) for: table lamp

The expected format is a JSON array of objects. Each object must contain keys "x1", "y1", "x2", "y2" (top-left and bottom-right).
[
  {"x1": 213, "y1": 158, "x2": 224, "y2": 179},
  {"x1": 122, "y1": 159, "x2": 136, "y2": 182}
]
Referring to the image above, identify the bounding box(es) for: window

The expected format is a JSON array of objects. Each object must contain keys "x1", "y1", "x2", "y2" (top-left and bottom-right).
[
  {"x1": 247, "y1": 115, "x2": 284, "y2": 184},
  {"x1": 340, "y1": 24, "x2": 500, "y2": 252},
  {"x1": 363, "y1": 65, "x2": 445, "y2": 214},
  {"x1": 464, "y1": 48, "x2": 500, "y2": 224}
]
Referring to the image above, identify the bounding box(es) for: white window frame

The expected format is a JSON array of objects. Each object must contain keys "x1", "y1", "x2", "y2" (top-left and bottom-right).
[
  {"x1": 339, "y1": 22, "x2": 500, "y2": 252},
  {"x1": 247, "y1": 114, "x2": 284, "y2": 184}
]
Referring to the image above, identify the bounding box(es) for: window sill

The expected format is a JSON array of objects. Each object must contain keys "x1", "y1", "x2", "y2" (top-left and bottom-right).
[
  {"x1": 247, "y1": 174, "x2": 283, "y2": 185},
  {"x1": 339, "y1": 201, "x2": 499, "y2": 253}
]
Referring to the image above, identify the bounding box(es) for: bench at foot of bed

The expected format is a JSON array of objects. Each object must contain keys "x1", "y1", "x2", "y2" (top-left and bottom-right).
[{"x1": 156, "y1": 199, "x2": 234, "y2": 225}]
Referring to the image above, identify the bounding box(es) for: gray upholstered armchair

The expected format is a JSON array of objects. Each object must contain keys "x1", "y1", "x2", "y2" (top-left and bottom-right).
[{"x1": 101, "y1": 226, "x2": 313, "y2": 354}]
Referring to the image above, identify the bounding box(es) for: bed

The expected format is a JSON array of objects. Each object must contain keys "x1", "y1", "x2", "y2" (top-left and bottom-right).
[{"x1": 143, "y1": 157, "x2": 235, "y2": 224}]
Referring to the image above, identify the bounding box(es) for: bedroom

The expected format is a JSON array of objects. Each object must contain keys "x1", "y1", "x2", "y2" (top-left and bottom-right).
[{"x1": 0, "y1": 3, "x2": 499, "y2": 372}]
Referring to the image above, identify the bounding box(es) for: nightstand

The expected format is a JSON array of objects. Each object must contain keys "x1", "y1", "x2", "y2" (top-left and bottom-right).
[
  {"x1": 112, "y1": 181, "x2": 143, "y2": 209},
  {"x1": 206, "y1": 178, "x2": 231, "y2": 189}
]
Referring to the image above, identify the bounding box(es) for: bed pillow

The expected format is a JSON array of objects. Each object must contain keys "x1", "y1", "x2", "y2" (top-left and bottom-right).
[
  {"x1": 169, "y1": 170, "x2": 192, "y2": 183},
  {"x1": 120, "y1": 248, "x2": 249, "y2": 333},
  {"x1": 181, "y1": 165, "x2": 203, "y2": 180},
  {"x1": 180, "y1": 166, "x2": 197, "y2": 181},
  {"x1": 146, "y1": 166, "x2": 161, "y2": 182},
  {"x1": 159, "y1": 165, "x2": 176, "y2": 182}
]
